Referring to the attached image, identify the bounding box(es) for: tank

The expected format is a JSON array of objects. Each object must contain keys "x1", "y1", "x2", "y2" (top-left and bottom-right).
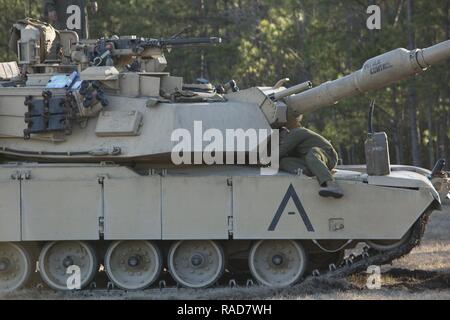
[{"x1": 0, "y1": 18, "x2": 449, "y2": 292}]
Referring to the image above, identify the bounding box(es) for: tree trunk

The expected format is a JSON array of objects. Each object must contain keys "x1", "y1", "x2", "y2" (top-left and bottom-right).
[
  {"x1": 338, "y1": 144, "x2": 345, "y2": 166},
  {"x1": 406, "y1": 0, "x2": 421, "y2": 166},
  {"x1": 443, "y1": 0, "x2": 450, "y2": 169},
  {"x1": 391, "y1": 85, "x2": 404, "y2": 164},
  {"x1": 427, "y1": 96, "x2": 435, "y2": 168},
  {"x1": 435, "y1": 1, "x2": 450, "y2": 169}
]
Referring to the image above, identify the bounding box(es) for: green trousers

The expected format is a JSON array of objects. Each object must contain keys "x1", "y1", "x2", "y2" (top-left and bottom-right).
[
  {"x1": 279, "y1": 128, "x2": 338, "y2": 186},
  {"x1": 281, "y1": 148, "x2": 336, "y2": 186}
]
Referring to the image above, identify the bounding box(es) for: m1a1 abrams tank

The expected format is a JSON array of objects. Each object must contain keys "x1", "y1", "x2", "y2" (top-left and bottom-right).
[{"x1": 0, "y1": 18, "x2": 449, "y2": 292}]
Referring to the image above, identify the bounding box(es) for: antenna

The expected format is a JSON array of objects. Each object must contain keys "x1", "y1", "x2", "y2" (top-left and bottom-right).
[
  {"x1": 368, "y1": 100, "x2": 376, "y2": 135},
  {"x1": 170, "y1": 25, "x2": 192, "y2": 39}
]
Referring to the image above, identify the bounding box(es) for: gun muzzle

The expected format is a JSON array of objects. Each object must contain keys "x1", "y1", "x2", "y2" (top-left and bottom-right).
[
  {"x1": 421, "y1": 40, "x2": 450, "y2": 67},
  {"x1": 285, "y1": 39, "x2": 450, "y2": 116}
]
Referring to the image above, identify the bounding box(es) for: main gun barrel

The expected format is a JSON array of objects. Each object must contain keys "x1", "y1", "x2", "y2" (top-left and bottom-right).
[{"x1": 285, "y1": 39, "x2": 450, "y2": 116}]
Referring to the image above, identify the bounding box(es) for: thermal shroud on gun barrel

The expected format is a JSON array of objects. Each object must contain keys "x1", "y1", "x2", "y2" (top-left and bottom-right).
[{"x1": 285, "y1": 39, "x2": 450, "y2": 116}]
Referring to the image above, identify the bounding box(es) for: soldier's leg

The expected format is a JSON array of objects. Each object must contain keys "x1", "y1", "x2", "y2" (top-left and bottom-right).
[
  {"x1": 305, "y1": 147, "x2": 344, "y2": 198},
  {"x1": 324, "y1": 147, "x2": 339, "y2": 171},
  {"x1": 280, "y1": 157, "x2": 313, "y2": 176},
  {"x1": 304, "y1": 147, "x2": 334, "y2": 186}
]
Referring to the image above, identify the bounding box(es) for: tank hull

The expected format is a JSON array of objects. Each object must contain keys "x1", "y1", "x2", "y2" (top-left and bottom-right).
[
  {"x1": 0, "y1": 163, "x2": 440, "y2": 291},
  {"x1": 0, "y1": 164, "x2": 438, "y2": 242}
]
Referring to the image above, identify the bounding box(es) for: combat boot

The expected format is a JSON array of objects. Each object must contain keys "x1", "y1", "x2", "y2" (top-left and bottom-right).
[{"x1": 319, "y1": 181, "x2": 344, "y2": 199}]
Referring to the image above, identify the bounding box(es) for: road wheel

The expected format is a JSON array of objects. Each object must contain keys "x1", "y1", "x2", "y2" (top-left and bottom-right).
[
  {"x1": 168, "y1": 240, "x2": 225, "y2": 289},
  {"x1": 105, "y1": 241, "x2": 162, "y2": 290},
  {"x1": 0, "y1": 243, "x2": 32, "y2": 293},
  {"x1": 249, "y1": 240, "x2": 307, "y2": 287},
  {"x1": 39, "y1": 241, "x2": 97, "y2": 291}
]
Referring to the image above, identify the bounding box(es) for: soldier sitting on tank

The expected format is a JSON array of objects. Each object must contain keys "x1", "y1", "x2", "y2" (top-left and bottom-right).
[{"x1": 279, "y1": 119, "x2": 344, "y2": 199}]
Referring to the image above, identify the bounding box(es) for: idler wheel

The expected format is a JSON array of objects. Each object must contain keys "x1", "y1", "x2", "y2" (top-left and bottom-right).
[{"x1": 366, "y1": 228, "x2": 414, "y2": 252}]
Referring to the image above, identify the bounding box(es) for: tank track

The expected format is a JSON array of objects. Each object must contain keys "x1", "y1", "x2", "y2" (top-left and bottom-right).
[
  {"x1": 79, "y1": 209, "x2": 434, "y2": 291},
  {"x1": 2, "y1": 209, "x2": 433, "y2": 295},
  {"x1": 308, "y1": 209, "x2": 432, "y2": 281}
]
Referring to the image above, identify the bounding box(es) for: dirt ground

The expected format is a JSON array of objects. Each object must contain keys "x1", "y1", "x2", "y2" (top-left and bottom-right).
[{"x1": 2, "y1": 201, "x2": 450, "y2": 300}]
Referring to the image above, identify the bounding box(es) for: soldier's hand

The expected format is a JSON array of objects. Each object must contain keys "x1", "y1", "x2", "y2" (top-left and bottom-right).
[
  {"x1": 281, "y1": 127, "x2": 290, "y2": 134},
  {"x1": 280, "y1": 127, "x2": 290, "y2": 140},
  {"x1": 48, "y1": 10, "x2": 58, "y2": 23}
]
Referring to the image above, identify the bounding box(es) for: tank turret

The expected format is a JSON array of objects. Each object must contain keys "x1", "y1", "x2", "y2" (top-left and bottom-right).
[{"x1": 0, "y1": 19, "x2": 238, "y2": 163}]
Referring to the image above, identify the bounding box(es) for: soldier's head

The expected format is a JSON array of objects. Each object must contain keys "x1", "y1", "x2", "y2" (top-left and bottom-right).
[{"x1": 286, "y1": 115, "x2": 304, "y2": 129}]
